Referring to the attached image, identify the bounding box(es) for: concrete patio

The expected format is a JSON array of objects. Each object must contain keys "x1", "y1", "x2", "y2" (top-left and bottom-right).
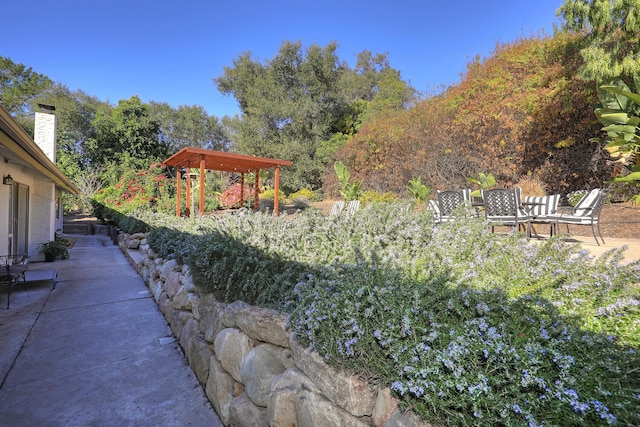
[{"x1": 0, "y1": 234, "x2": 222, "y2": 426}]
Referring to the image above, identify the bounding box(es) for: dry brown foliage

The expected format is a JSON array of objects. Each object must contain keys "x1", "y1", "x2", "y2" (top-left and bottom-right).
[
  {"x1": 515, "y1": 175, "x2": 548, "y2": 197},
  {"x1": 327, "y1": 33, "x2": 614, "y2": 197}
]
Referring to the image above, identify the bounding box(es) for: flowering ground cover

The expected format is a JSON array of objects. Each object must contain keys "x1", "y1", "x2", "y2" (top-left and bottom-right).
[{"x1": 138, "y1": 203, "x2": 640, "y2": 426}]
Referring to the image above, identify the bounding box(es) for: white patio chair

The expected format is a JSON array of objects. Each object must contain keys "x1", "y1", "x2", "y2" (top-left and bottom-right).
[
  {"x1": 427, "y1": 199, "x2": 441, "y2": 223},
  {"x1": 546, "y1": 189, "x2": 607, "y2": 245},
  {"x1": 481, "y1": 188, "x2": 532, "y2": 236},
  {"x1": 524, "y1": 194, "x2": 561, "y2": 236},
  {"x1": 329, "y1": 201, "x2": 345, "y2": 216},
  {"x1": 346, "y1": 200, "x2": 360, "y2": 217}
]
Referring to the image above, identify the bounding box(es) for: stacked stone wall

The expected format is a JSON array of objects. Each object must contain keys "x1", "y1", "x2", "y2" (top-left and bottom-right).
[{"x1": 118, "y1": 232, "x2": 432, "y2": 427}]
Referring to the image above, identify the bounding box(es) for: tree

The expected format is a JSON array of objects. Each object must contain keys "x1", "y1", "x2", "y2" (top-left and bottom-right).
[
  {"x1": 215, "y1": 41, "x2": 415, "y2": 192},
  {"x1": 342, "y1": 50, "x2": 417, "y2": 118},
  {"x1": 84, "y1": 96, "x2": 169, "y2": 185},
  {"x1": 85, "y1": 96, "x2": 165, "y2": 165},
  {"x1": 558, "y1": 0, "x2": 640, "y2": 81},
  {"x1": 150, "y1": 102, "x2": 230, "y2": 151},
  {"x1": 0, "y1": 56, "x2": 53, "y2": 115},
  {"x1": 216, "y1": 41, "x2": 348, "y2": 191}
]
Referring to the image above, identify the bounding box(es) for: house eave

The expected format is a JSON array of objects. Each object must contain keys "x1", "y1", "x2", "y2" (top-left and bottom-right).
[{"x1": 0, "y1": 106, "x2": 78, "y2": 195}]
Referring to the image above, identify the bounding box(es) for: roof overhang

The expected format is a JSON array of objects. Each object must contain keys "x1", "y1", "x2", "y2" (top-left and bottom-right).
[
  {"x1": 0, "y1": 106, "x2": 78, "y2": 195},
  {"x1": 162, "y1": 147, "x2": 292, "y2": 173}
]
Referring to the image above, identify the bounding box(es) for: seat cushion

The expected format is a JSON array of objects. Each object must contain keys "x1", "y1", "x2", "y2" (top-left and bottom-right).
[
  {"x1": 525, "y1": 194, "x2": 560, "y2": 221},
  {"x1": 547, "y1": 214, "x2": 597, "y2": 224}
]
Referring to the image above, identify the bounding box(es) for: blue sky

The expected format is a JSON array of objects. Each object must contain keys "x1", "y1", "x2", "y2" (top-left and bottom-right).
[{"x1": 2, "y1": 0, "x2": 563, "y2": 118}]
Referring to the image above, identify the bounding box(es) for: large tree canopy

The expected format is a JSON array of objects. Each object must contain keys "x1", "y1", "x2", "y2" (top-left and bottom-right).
[
  {"x1": 150, "y1": 102, "x2": 230, "y2": 152},
  {"x1": 558, "y1": 0, "x2": 640, "y2": 82},
  {"x1": 215, "y1": 41, "x2": 415, "y2": 191},
  {"x1": 84, "y1": 96, "x2": 170, "y2": 184},
  {"x1": 0, "y1": 56, "x2": 53, "y2": 115}
]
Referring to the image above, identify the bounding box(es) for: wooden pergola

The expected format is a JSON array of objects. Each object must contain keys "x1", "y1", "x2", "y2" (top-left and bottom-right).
[{"x1": 162, "y1": 148, "x2": 293, "y2": 217}]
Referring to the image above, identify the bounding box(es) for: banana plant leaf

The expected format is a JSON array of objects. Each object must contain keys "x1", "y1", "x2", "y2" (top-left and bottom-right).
[
  {"x1": 597, "y1": 110, "x2": 630, "y2": 125},
  {"x1": 610, "y1": 172, "x2": 640, "y2": 183},
  {"x1": 600, "y1": 85, "x2": 640, "y2": 107}
]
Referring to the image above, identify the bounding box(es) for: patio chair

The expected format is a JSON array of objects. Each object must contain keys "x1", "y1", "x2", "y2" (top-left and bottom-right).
[
  {"x1": 546, "y1": 189, "x2": 607, "y2": 245},
  {"x1": 427, "y1": 199, "x2": 440, "y2": 222},
  {"x1": 435, "y1": 189, "x2": 473, "y2": 223},
  {"x1": 481, "y1": 188, "x2": 532, "y2": 236},
  {"x1": 0, "y1": 254, "x2": 28, "y2": 309},
  {"x1": 346, "y1": 200, "x2": 360, "y2": 217},
  {"x1": 329, "y1": 201, "x2": 345, "y2": 216},
  {"x1": 523, "y1": 194, "x2": 561, "y2": 236}
]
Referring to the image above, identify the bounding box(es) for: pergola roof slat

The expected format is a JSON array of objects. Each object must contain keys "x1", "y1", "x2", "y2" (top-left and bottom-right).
[{"x1": 162, "y1": 147, "x2": 292, "y2": 173}]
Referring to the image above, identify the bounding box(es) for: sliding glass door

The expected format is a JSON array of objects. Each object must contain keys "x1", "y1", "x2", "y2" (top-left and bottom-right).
[{"x1": 8, "y1": 182, "x2": 29, "y2": 256}]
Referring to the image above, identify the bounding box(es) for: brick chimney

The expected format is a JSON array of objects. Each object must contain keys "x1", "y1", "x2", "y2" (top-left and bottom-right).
[{"x1": 34, "y1": 104, "x2": 56, "y2": 163}]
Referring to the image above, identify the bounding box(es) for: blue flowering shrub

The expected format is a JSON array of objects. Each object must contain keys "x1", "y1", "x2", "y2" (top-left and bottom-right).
[{"x1": 135, "y1": 203, "x2": 640, "y2": 426}]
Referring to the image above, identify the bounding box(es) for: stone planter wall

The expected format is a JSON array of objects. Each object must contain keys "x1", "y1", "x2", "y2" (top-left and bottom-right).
[{"x1": 118, "y1": 232, "x2": 431, "y2": 427}]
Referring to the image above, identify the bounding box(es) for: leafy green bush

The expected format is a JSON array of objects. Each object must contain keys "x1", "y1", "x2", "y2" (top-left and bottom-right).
[
  {"x1": 289, "y1": 188, "x2": 317, "y2": 202},
  {"x1": 289, "y1": 188, "x2": 317, "y2": 209},
  {"x1": 407, "y1": 177, "x2": 431, "y2": 204},
  {"x1": 289, "y1": 197, "x2": 311, "y2": 209},
  {"x1": 126, "y1": 204, "x2": 639, "y2": 425},
  {"x1": 568, "y1": 190, "x2": 588, "y2": 206},
  {"x1": 359, "y1": 190, "x2": 398, "y2": 204},
  {"x1": 205, "y1": 197, "x2": 220, "y2": 211},
  {"x1": 334, "y1": 161, "x2": 363, "y2": 201},
  {"x1": 287, "y1": 215, "x2": 640, "y2": 426}
]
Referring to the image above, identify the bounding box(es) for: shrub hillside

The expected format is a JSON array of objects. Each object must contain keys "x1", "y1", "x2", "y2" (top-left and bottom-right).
[
  {"x1": 331, "y1": 33, "x2": 612, "y2": 197},
  {"x1": 133, "y1": 203, "x2": 640, "y2": 426}
]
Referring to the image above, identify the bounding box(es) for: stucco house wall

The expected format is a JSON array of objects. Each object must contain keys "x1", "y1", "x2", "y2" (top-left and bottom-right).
[{"x1": 0, "y1": 105, "x2": 77, "y2": 259}]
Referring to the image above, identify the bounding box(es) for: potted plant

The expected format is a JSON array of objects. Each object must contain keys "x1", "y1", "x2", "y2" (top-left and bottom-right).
[{"x1": 37, "y1": 238, "x2": 71, "y2": 262}]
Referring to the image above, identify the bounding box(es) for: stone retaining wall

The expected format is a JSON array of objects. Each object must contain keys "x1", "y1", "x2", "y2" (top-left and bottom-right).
[{"x1": 118, "y1": 231, "x2": 430, "y2": 427}]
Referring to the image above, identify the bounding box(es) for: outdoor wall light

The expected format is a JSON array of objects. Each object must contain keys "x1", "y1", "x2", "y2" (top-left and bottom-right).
[{"x1": 3, "y1": 174, "x2": 13, "y2": 185}]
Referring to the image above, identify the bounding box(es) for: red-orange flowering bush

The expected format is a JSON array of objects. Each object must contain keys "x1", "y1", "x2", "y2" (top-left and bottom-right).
[
  {"x1": 92, "y1": 164, "x2": 174, "y2": 215},
  {"x1": 219, "y1": 183, "x2": 251, "y2": 208}
]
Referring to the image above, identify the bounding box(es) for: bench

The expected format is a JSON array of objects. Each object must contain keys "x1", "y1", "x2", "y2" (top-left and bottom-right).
[{"x1": 1, "y1": 255, "x2": 58, "y2": 309}]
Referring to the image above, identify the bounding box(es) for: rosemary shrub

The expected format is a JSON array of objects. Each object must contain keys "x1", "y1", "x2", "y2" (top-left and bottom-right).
[{"x1": 134, "y1": 203, "x2": 639, "y2": 426}]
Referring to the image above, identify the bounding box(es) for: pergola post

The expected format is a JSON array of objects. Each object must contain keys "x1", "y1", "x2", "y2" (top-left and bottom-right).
[
  {"x1": 199, "y1": 155, "x2": 205, "y2": 216},
  {"x1": 240, "y1": 173, "x2": 245, "y2": 209},
  {"x1": 253, "y1": 171, "x2": 260, "y2": 212},
  {"x1": 175, "y1": 167, "x2": 181, "y2": 217},
  {"x1": 185, "y1": 168, "x2": 192, "y2": 217},
  {"x1": 274, "y1": 166, "x2": 281, "y2": 216}
]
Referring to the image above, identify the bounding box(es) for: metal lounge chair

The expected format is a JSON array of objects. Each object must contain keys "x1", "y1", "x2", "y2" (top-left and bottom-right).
[
  {"x1": 546, "y1": 189, "x2": 607, "y2": 245},
  {"x1": 435, "y1": 189, "x2": 473, "y2": 223},
  {"x1": 481, "y1": 188, "x2": 532, "y2": 236}
]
